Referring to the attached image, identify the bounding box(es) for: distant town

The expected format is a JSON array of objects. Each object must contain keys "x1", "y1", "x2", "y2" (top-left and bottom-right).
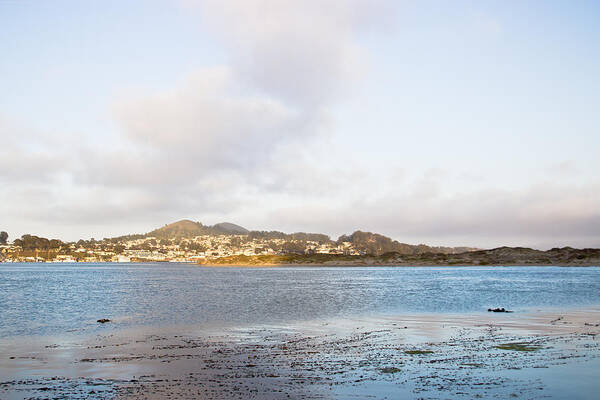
[{"x1": 0, "y1": 220, "x2": 475, "y2": 263}]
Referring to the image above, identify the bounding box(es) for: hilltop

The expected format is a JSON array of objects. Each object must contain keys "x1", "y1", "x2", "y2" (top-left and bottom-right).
[{"x1": 147, "y1": 220, "x2": 249, "y2": 238}]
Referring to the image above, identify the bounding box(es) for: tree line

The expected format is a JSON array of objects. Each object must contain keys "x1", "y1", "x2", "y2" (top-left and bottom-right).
[{"x1": 13, "y1": 234, "x2": 63, "y2": 250}]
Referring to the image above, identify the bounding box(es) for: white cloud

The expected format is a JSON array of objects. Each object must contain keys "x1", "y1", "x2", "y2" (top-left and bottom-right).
[
  {"x1": 76, "y1": 1, "x2": 390, "y2": 188},
  {"x1": 263, "y1": 179, "x2": 600, "y2": 249},
  {"x1": 192, "y1": 0, "x2": 388, "y2": 107},
  {"x1": 80, "y1": 67, "x2": 306, "y2": 187}
]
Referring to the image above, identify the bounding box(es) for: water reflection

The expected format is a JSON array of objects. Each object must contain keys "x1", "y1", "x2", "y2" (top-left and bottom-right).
[{"x1": 0, "y1": 264, "x2": 599, "y2": 338}]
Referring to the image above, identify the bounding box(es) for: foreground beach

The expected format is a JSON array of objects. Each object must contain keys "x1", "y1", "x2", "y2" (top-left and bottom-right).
[{"x1": 1, "y1": 308, "x2": 599, "y2": 399}]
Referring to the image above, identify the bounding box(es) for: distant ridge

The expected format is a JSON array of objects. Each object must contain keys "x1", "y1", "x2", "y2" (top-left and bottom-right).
[
  {"x1": 137, "y1": 219, "x2": 476, "y2": 256},
  {"x1": 337, "y1": 230, "x2": 477, "y2": 256}
]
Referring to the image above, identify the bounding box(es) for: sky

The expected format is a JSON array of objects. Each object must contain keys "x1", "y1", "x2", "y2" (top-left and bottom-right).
[{"x1": 1, "y1": 0, "x2": 599, "y2": 249}]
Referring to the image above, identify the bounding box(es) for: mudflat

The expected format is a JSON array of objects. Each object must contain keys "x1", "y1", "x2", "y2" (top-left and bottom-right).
[{"x1": 1, "y1": 309, "x2": 599, "y2": 399}]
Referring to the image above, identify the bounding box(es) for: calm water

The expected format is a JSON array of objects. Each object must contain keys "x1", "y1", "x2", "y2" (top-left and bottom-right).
[{"x1": 1, "y1": 263, "x2": 599, "y2": 338}]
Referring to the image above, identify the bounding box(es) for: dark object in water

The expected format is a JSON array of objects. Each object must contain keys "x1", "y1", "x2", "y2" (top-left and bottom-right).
[
  {"x1": 97, "y1": 318, "x2": 111, "y2": 323},
  {"x1": 488, "y1": 308, "x2": 513, "y2": 313}
]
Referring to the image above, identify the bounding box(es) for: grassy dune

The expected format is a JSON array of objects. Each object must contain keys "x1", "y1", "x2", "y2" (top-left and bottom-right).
[{"x1": 198, "y1": 247, "x2": 600, "y2": 266}]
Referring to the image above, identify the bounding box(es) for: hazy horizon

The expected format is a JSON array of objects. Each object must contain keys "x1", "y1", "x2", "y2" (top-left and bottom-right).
[{"x1": 1, "y1": 0, "x2": 599, "y2": 250}]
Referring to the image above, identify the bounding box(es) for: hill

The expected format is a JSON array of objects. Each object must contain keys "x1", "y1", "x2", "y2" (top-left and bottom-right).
[
  {"x1": 124, "y1": 220, "x2": 476, "y2": 255},
  {"x1": 336, "y1": 231, "x2": 478, "y2": 256},
  {"x1": 145, "y1": 220, "x2": 251, "y2": 239},
  {"x1": 147, "y1": 220, "x2": 207, "y2": 239}
]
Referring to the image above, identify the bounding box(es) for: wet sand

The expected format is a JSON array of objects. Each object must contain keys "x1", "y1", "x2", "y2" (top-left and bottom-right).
[{"x1": 1, "y1": 309, "x2": 599, "y2": 399}]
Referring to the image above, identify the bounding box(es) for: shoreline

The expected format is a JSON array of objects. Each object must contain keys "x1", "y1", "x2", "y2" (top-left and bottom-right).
[
  {"x1": 3, "y1": 261, "x2": 599, "y2": 267},
  {"x1": 197, "y1": 262, "x2": 600, "y2": 267},
  {"x1": 2, "y1": 307, "x2": 599, "y2": 399}
]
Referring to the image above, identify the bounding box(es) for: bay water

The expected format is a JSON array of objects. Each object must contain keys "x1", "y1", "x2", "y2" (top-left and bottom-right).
[{"x1": 1, "y1": 263, "x2": 599, "y2": 339}]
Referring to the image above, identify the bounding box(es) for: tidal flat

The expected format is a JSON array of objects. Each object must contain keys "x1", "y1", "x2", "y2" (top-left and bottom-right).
[
  {"x1": 1, "y1": 310, "x2": 599, "y2": 399},
  {"x1": 1, "y1": 264, "x2": 599, "y2": 398}
]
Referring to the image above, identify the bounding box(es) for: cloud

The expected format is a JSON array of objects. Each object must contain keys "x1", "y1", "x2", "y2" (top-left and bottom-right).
[
  {"x1": 75, "y1": 1, "x2": 390, "y2": 190},
  {"x1": 0, "y1": 116, "x2": 69, "y2": 183},
  {"x1": 114, "y1": 68, "x2": 298, "y2": 152},
  {"x1": 263, "y1": 178, "x2": 600, "y2": 249},
  {"x1": 192, "y1": 0, "x2": 389, "y2": 107},
  {"x1": 545, "y1": 160, "x2": 580, "y2": 177},
  {"x1": 79, "y1": 68, "x2": 305, "y2": 188}
]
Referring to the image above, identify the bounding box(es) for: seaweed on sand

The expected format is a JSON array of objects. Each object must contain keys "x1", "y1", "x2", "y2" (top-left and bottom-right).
[
  {"x1": 404, "y1": 350, "x2": 434, "y2": 355},
  {"x1": 495, "y1": 342, "x2": 542, "y2": 352}
]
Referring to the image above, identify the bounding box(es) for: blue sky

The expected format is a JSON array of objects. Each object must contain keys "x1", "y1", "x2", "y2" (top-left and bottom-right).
[{"x1": 1, "y1": 0, "x2": 599, "y2": 248}]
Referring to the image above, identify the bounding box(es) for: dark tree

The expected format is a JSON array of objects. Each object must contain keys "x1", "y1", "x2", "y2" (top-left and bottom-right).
[
  {"x1": 187, "y1": 242, "x2": 207, "y2": 252},
  {"x1": 49, "y1": 239, "x2": 63, "y2": 249},
  {"x1": 13, "y1": 234, "x2": 56, "y2": 250},
  {"x1": 281, "y1": 241, "x2": 307, "y2": 254},
  {"x1": 0, "y1": 231, "x2": 7, "y2": 244}
]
